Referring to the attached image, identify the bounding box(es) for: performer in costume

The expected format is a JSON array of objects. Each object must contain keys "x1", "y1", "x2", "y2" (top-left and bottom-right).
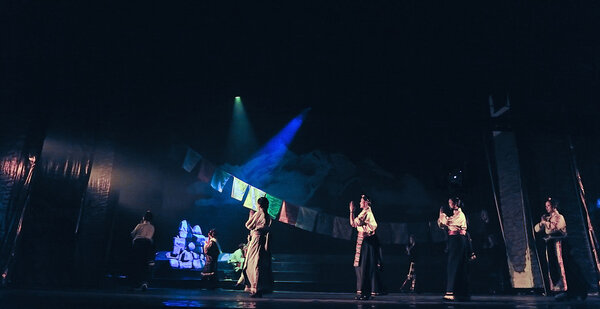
[
  {"x1": 438, "y1": 197, "x2": 469, "y2": 301},
  {"x1": 349, "y1": 194, "x2": 384, "y2": 300},
  {"x1": 201, "y1": 229, "x2": 221, "y2": 289},
  {"x1": 534, "y1": 197, "x2": 568, "y2": 292},
  {"x1": 534, "y1": 197, "x2": 588, "y2": 301},
  {"x1": 227, "y1": 243, "x2": 246, "y2": 280},
  {"x1": 241, "y1": 197, "x2": 273, "y2": 298},
  {"x1": 130, "y1": 210, "x2": 155, "y2": 291}
]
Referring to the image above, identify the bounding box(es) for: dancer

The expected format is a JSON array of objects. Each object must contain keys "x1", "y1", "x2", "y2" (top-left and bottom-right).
[
  {"x1": 349, "y1": 194, "x2": 384, "y2": 300},
  {"x1": 534, "y1": 197, "x2": 588, "y2": 301},
  {"x1": 241, "y1": 197, "x2": 273, "y2": 298},
  {"x1": 201, "y1": 229, "x2": 221, "y2": 289},
  {"x1": 438, "y1": 197, "x2": 469, "y2": 301},
  {"x1": 130, "y1": 210, "x2": 155, "y2": 291},
  {"x1": 534, "y1": 197, "x2": 567, "y2": 293}
]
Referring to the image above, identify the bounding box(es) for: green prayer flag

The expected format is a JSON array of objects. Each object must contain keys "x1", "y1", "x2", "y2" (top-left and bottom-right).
[{"x1": 265, "y1": 194, "x2": 283, "y2": 219}]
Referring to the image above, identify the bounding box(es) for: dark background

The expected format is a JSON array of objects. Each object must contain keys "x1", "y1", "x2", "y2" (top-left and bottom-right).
[{"x1": 2, "y1": 0, "x2": 600, "y2": 292}]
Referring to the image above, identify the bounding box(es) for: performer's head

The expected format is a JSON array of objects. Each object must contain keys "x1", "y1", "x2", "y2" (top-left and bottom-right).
[
  {"x1": 143, "y1": 210, "x2": 153, "y2": 222},
  {"x1": 360, "y1": 194, "x2": 372, "y2": 209},
  {"x1": 448, "y1": 197, "x2": 463, "y2": 210},
  {"x1": 208, "y1": 228, "x2": 217, "y2": 238},
  {"x1": 257, "y1": 196, "x2": 269, "y2": 211},
  {"x1": 480, "y1": 209, "x2": 489, "y2": 223},
  {"x1": 545, "y1": 197, "x2": 559, "y2": 213}
]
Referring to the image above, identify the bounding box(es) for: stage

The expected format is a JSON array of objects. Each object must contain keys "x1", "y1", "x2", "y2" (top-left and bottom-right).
[{"x1": 1, "y1": 288, "x2": 598, "y2": 309}]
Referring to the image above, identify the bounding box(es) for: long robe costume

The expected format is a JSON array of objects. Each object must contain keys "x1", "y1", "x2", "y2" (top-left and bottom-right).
[{"x1": 241, "y1": 208, "x2": 273, "y2": 294}]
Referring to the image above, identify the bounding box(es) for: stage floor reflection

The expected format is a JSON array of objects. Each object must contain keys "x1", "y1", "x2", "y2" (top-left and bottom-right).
[{"x1": 1, "y1": 288, "x2": 598, "y2": 309}]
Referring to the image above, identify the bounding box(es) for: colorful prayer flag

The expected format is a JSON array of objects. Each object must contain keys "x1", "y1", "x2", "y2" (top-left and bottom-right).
[
  {"x1": 332, "y1": 216, "x2": 353, "y2": 240},
  {"x1": 278, "y1": 201, "x2": 299, "y2": 225},
  {"x1": 182, "y1": 148, "x2": 202, "y2": 172},
  {"x1": 315, "y1": 212, "x2": 334, "y2": 236},
  {"x1": 265, "y1": 194, "x2": 283, "y2": 219},
  {"x1": 243, "y1": 186, "x2": 266, "y2": 211},
  {"x1": 231, "y1": 177, "x2": 249, "y2": 201},
  {"x1": 197, "y1": 158, "x2": 216, "y2": 183},
  {"x1": 210, "y1": 168, "x2": 232, "y2": 193},
  {"x1": 295, "y1": 206, "x2": 318, "y2": 231}
]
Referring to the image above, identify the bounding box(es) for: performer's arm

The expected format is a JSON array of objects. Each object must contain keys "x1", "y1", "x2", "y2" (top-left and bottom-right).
[
  {"x1": 349, "y1": 201, "x2": 357, "y2": 227},
  {"x1": 550, "y1": 214, "x2": 567, "y2": 234},
  {"x1": 245, "y1": 210, "x2": 257, "y2": 230},
  {"x1": 131, "y1": 224, "x2": 141, "y2": 238},
  {"x1": 437, "y1": 207, "x2": 447, "y2": 229},
  {"x1": 535, "y1": 214, "x2": 549, "y2": 233},
  {"x1": 204, "y1": 237, "x2": 212, "y2": 254}
]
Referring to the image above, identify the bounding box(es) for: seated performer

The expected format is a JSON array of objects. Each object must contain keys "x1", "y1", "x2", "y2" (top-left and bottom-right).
[{"x1": 228, "y1": 243, "x2": 246, "y2": 279}]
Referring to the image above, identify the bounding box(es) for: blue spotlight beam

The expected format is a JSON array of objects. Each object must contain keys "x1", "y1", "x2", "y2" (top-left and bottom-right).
[
  {"x1": 236, "y1": 108, "x2": 310, "y2": 186},
  {"x1": 253, "y1": 108, "x2": 310, "y2": 159}
]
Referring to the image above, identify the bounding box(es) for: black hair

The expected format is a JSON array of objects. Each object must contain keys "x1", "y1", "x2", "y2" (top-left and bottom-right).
[
  {"x1": 257, "y1": 196, "x2": 269, "y2": 211},
  {"x1": 143, "y1": 210, "x2": 153, "y2": 222},
  {"x1": 546, "y1": 197, "x2": 559, "y2": 210},
  {"x1": 208, "y1": 228, "x2": 217, "y2": 238},
  {"x1": 450, "y1": 197, "x2": 464, "y2": 208},
  {"x1": 361, "y1": 194, "x2": 372, "y2": 206}
]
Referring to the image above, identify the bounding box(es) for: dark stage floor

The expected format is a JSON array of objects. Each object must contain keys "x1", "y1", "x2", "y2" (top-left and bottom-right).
[{"x1": 1, "y1": 288, "x2": 599, "y2": 309}]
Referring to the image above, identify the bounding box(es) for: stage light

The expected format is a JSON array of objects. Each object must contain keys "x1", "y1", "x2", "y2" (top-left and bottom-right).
[
  {"x1": 226, "y1": 96, "x2": 258, "y2": 164},
  {"x1": 241, "y1": 108, "x2": 310, "y2": 179},
  {"x1": 448, "y1": 169, "x2": 463, "y2": 186}
]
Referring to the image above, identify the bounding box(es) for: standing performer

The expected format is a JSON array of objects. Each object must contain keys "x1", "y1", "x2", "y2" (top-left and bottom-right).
[
  {"x1": 130, "y1": 210, "x2": 155, "y2": 291},
  {"x1": 349, "y1": 194, "x2": 384, "y2": 300},
  {"x1": 201, "y1": 229, "x2": 221, "y2": 289},
  {"x1": 534, "y1": 197, "x2": 567, "y2": 293},
  {"x1": 242, "y1": 197, "x2": 273, "y2": 298},
  {"x1": 534, "y1": 197, "x2": 588, "y2": 301},
  {"x1": 438, "y1": 197, "x2": 469, "y2": 301}
]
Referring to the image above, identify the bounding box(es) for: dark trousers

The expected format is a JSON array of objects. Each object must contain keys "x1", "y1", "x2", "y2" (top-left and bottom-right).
[
  {"x1": 446, "y1": 235, "x2": 469, "y2": 296},
  {"x1": 355, "y1": 235, "x2": 383, "y2": 295},
  {"x1": 131, "y1": 238, "x2": 154, "y2": 287},
  {"x1": 202, "y1": 258, "x2": 218, "y2": 289}
]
